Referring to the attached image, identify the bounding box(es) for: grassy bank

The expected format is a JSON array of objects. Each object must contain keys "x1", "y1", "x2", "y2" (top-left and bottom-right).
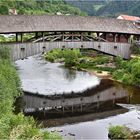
[
  {"x1": 0, "y1": 47, "x2": 61, "y2": 139},
  {"x1": 44, "y1": 48, "x2": 140, "y2": 86},
  {"x1": 108, "y1": 125, "x2": 140, "y2": 139}
]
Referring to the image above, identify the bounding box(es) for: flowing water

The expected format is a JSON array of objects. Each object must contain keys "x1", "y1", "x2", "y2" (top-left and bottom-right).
[
  {"x1": 15, "y1": 55, "x2": 100, "y2": 95},
  {"x1": 15, "y1": 55, "x2": 140, "y2": 139}
]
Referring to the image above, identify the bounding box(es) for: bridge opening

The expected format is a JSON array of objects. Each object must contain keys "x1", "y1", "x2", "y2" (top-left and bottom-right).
[{"x1": 0, "y1": 31, "x2": 133, "y2": 44}]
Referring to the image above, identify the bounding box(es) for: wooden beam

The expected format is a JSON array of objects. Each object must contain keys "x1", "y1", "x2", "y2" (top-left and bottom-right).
[
  {"x1": 21, "y1": 33, "x2": 23, "y2": 42},
  {"x1": 72, "y1": 32, "x2": 74, "y2": 42},
  {"x1": 42, "y1": 32, "x2": 44, "y2": 42},
  {"x1": 62, "y1": 33, "x2": 64, "y2": 41},
  {"x1": 97, "y1": 32, "x2": 100, "y2": 41},
  {"x1": 112, "y1": 33, "x2": 115, "y2": 42},
  {"x1": 118, "y1": 34, "x2": 121, "y2": 42},
  {"x1": 35, "y1": 32, "x2": 38, "y2": 39},
  {"x1": 81, "y1": 32, "x2": 83, "y2": 41},
  {"x1": 16, "y1": 33, "x2": 18, "y2": 42},
  {"x1": 102, "y1": 33, "x2": 107, "y2": 40}
]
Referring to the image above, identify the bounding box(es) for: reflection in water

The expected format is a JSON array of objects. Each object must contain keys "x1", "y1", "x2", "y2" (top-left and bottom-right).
[
  {"x1": 62, "y1": 68, "x2": 76, "y2": 82},
  {"x1": 15, "y1": 55, "x2": 100, "y2": 95},
  {"x1": 23, "y1": 84, "x2": 129, "y2": 114}
]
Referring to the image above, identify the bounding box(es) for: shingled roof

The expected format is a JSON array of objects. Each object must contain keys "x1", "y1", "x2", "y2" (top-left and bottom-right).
[{"x1": 0, "y1": 15, "x2": 139, "y2": 35}]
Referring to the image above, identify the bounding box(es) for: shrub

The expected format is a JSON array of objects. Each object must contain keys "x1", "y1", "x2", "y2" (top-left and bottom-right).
[
  {"x1": 122, "y1": 73, "x2": 134, "y2": 85},
  {"x1": 112, "y1": 69, "x2": 126, "y2": 81},
  {"x1": 0, "y1": 47, "x2": 10, "y2": 59},
  {"x1": 0, "y1": 47, "x2": 61, "y2": 139},
  {"x1": 108, "y1": 125, "x2": 131, "y2": 139},
  {"x1": 130, "y1": 43, "x2": 140, "y2": 55},
  {"x1": 91, "y1": 56, "x2": 110, "y2": 65},
  {"x1": 111, "y1": 56, "x2": 140, "y2": 85},
  {"x1": 64, "y1": 49, "x2": 79, "y2": 67},
  {"x1": 44, "y1": 48, "x2": 81, "y2": 67}
]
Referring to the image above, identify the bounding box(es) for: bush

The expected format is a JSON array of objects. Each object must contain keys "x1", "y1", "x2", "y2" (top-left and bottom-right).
[
  {"x1": 0, "y1": 5, "x2": 9, "y2": 15},
  {"x1": 122, "y1": 73, "x2": 134, "y2": 85},
  {"x1": 64, "y1": 49, "x2": 79, "y2": 67},
  {"x1": 0, "y1": 47, "x2": 61, "y2": 139},
  {"x1": 0, "y1": 47, "x2": 10, "y2": 59},
  {"x1": 108, "y1": 125, "x2": 131, "y2": 139},
  {"x1": 112, "y1": 57, "x2": 140, "y2": 86},
  {"x1": 44, "y1": 48, "x2": 81, "y2": 67},
  {"x1": 130, "y1": 43, "x2": 140, "y2": 55},
  {"x1": 91, "y1": 56, "x2": 110, "y2": 65},
  {"x1": 112, "y1": 69, "x2": 126, "y2": 80}
]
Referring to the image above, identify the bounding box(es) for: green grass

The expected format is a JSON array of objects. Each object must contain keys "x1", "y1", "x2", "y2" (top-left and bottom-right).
[{"x1": 0, "y1": 47, "x2": 62, "y2": 139}]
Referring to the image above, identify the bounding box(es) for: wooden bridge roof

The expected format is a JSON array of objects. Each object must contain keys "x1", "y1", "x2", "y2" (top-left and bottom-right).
[{"x1": 0, "y1": 15, "x2": 139, "y2": 35}]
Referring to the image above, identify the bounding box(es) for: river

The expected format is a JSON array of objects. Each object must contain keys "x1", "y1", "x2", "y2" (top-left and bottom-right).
[
  {"x1": 15, "y1": 55, "x2": 100, "y2": 95},
  {"x1": 15, "y1": 55, "x2": 140, "y2": 139}
]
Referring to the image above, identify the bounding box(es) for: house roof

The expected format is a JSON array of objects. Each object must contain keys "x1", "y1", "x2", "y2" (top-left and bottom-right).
[
  {"x1": 0, "y1": 15, "x2": 139, "y2": 35},
  {"x1": 118, "y1": 14, "x2": 140, "y2": 21}
]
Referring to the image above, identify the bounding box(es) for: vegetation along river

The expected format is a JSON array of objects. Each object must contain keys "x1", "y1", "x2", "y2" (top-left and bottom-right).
[{"x1": 15, "y1": 55, "x2": 140, "y2": 139}]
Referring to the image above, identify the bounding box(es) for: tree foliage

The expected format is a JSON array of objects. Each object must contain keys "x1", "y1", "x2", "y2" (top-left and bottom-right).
[
  {"x1": 0, "y1": 5, "x2": 9, "y2": 14},
  {"x1": 96, "y1": 0, "x2": 140, "y2": 17},
  {"x1": 113, "y1": 57, "x2": 140, "y2": 86},
  {"x1": 44, "y1": 48, "x2": 81, "y2": 67},
  {"x1": 0, "y1": 0, "x2": 87, "y2": 16},
  {"x1": 66, "y1": 0, "x2": 140, "y2": 17}
]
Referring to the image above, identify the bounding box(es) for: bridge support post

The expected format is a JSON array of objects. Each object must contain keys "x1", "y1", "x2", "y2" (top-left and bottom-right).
[
  {"x1": 97, "y1": 32, "x2": 101, "y2": 42},
  {"x1": 62, "y1": 33, "x2": 64, "y2": 41},
  {"x1": 112, "y1": 33, "x2": 116, "y2": 42},
  {"x1": 80, "y1": 104, "x2": 83, "y2": 112},
  {"x1": 20, "y1": 33, "x2": 23, "y2": 43},
  {"x1": 102, "y1": 33, "x2": 106, "y2": 40},
  {"x1": 97, "y1": 100, "x2": 100, "y2": 109},
  {"x1": 72, "y1": 105, "x2": 74, "y2": 113},
  {"x1": 35, "y1": 32, "x2": 38, "y2": 39},
  {"x1": 16, "y1": 33, "x2": 18, "y2": 42},
  {"x1": 118, "y1": 34, "x2": 121, "y2": 42},
  {"x1": 62, "y1": 106, "x2": 65, "y2": 114},
  {"x1": 42, "y1": 32, "x2": 44, "y2": 42},
  {"x1": 81, "y1": 32, "x2": 83, "y2": 41},
  {"x1": 72, "y1": 32, "x2": 74, "y2": 42}
]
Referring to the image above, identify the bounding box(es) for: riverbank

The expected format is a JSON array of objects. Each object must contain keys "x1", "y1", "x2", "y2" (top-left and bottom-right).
[
  {"x1": 44, "y1": 48, "x2": 140, "y2": 86},
  {"x1": 109, "y1": 125, "x2": 140, "y2": 139},
  {"x1": 82, "y1": 68, "x2": 112, "y2": 79},
  {"x1": 0, "y1": 47, "x2": 61, "y2": 139}
]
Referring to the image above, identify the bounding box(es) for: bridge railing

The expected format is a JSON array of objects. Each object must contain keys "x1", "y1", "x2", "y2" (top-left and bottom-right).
[{"x1": 1, "y1": 41, "x2": 131, "y2": 61}]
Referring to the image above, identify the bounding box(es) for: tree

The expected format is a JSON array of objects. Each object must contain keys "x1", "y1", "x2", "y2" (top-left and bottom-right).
[{"x1": 0, "y1": 5, "x2": 9, "y2": 15}]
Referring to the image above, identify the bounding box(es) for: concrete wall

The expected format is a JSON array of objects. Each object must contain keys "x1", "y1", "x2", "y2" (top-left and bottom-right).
[{"x1": 2, "y1": 41, "x2": 131, "y2": 61}]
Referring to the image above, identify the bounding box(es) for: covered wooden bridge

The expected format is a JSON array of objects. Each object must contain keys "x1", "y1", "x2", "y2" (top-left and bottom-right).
[{"x1": 0, "y1": 15, "x2": 140, "y2": 60}]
